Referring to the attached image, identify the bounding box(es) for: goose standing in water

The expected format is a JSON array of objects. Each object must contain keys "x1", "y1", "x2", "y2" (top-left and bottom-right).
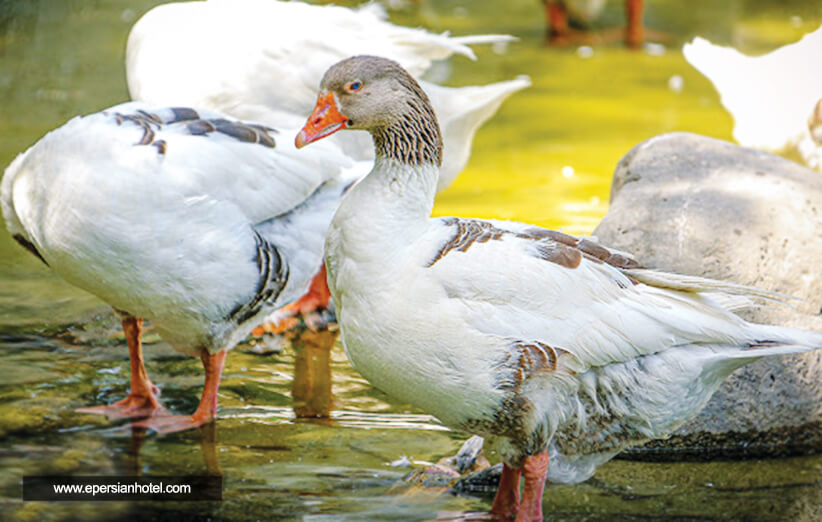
[
  {"x1": 2, "y1": 102, "x2": 357, "y2": 433},
  {"x1": 295, "y1": 55, "x2": 822, "y2": 520}
]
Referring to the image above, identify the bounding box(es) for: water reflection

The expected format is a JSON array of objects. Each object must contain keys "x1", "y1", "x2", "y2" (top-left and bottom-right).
[
  {"x1": 198, "y1": 422, "x2": 222, "y2": 477},
  {"x1": 122, "y1": 426, "x2": 148, "y2": 476},
  {"x1": 288, "y1": 326, "x2": 338, "y2": 419}
]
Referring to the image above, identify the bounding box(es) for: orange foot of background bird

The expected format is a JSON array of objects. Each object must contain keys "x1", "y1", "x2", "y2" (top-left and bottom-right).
[
  {"x1": 252, "y1": 265, "x2": 332, "y2": 336},
  {"x1": 544, "y1": 0, "x2": 668, "y2": 50}
]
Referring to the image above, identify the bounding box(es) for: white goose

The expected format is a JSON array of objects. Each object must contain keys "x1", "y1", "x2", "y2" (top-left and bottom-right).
[
  {"x1": 2, "y1": 102, "x2": 358, "y2": 433},
  {"x1": 126, "y1": 0, "x2": 529, "y2": 192},
  {"x1": 683, "y1": 27, "x2": 822, "y2": 171},
  {"x1": 296, "y1": 56, "x2": 822, "y2": 521}
]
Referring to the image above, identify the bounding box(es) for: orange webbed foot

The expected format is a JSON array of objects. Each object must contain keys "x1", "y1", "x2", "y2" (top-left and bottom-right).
[
  {"x1": 131, "y1": 349, "x2": 227, "y2": 434},
  {"x1": 130, "y1": 412, "x2": 215, "y2": 434},
  {"x1": 76, "y1": 391, "x2": 167, "y2": 420}
]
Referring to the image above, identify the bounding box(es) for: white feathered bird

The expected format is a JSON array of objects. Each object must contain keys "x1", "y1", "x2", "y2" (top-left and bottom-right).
[
  {"x1": 683, "y1": 27, "x2": 822, "y2": 171},
  {"x1": 296, "y1": 55, "x2": 822, "y2": 521},
  {"x1": 1, "y1": 102, "x2": 359, "y2": 433},
  {"x1": 125, "y1": 0, "x2": 530, "y2": 192}
]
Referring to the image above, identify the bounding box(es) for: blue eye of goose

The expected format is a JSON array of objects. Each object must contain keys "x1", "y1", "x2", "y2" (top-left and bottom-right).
[{"x1": 349, "y1": 81, "x2": 362, "y2": 91}]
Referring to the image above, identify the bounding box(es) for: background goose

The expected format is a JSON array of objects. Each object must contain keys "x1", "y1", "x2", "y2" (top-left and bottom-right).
[
  {"x1": 1, "y1": 101, "x2": 358, "y2": 433},
  {"x1": 296, "y1": 55, "x2": 822, "y2": 521},
  {"x1": 683, "y1": 27, "x2": 822, "y2": 172},
  {"x1": 126, "y1": 0, "x2": 530, "y2": 192}
]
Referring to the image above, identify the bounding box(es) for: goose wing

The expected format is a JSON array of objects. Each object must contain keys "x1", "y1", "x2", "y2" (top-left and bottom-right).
[{"x1": 424, "y1": 218, "x2": 777, "y2": 373}]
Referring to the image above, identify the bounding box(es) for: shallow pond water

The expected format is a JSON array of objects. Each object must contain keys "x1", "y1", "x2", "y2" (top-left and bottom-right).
[{"x1": 1, "y1": 0, "x2": 821, "y2": 520}]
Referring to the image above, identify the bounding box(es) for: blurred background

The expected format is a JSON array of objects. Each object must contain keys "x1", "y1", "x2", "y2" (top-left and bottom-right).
[{"x1": 1, "y1": 1, "x2": 821, "y2": 520}]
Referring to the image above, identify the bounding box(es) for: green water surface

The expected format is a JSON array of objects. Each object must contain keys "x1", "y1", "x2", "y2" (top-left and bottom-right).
[{"x1": 1, "y1": 0, "x2": 821, "y2": 520}]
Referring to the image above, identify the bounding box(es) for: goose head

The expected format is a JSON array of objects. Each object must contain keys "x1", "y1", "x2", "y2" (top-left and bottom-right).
[{"x1": 296, "y1": 55, "x2": 443, "y2": 166}]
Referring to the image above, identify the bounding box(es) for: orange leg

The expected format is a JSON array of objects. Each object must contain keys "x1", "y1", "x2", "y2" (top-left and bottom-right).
[
  {"x1": 253, "y1": 265, "x2": 331, "y2": 335},
  {"x1": 132, "y1": 349, "x2": 227, "y2": 434},
  {"x1": 490, "y1": 463, "x2": 522, "y2": 520},
  {"x1": 516, "y1": 451, "x2": 549, "y2": 522},
  {"x1": 77, "y1": 317, "x2": 165, "y2": 419},
  {"x1": 545, "y1": 1, "x2": 569, "y2": 41},
  {"x1": 624, "y1": 0, "x2": 644, "y2": 48}
]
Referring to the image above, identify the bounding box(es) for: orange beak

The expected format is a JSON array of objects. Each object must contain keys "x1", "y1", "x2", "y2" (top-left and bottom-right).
[{"x1": 295, "y1": 92, "x2": 349, "y2": 148}]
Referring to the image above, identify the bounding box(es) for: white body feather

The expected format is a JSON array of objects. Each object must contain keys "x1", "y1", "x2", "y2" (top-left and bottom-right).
[
  {"x1": 683, "y1": 28, "x2": 822, "y2": 171},
  {"x1": 2, "y1": 102, "x2": 357, "y2": 355},
  {"x1": 562, "y1": 0, "x2": 608, "y2": 25},
  {"x1": 326, "y1": 157, "x2": 822, "y2": 484},
  {"x1": 125, "y1": 0, "x2": 529, "y2": 191}
]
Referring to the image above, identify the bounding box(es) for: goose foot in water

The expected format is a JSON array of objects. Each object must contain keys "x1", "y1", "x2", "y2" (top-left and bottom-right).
[
  {"x1": 132, "y1": 349, "x2": 226, "y2": 434},
  {"x1": 77, "y1": 317, "x2": 166, "y2": 420}
]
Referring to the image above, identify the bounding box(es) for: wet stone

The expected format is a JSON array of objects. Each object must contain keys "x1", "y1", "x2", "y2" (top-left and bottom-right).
[
  {"x1": 594, "y1": 132, "x2": 822, "y2": 458},
  {"x1": 451, "y1": 463, "x2": 502, "y2": 495}
]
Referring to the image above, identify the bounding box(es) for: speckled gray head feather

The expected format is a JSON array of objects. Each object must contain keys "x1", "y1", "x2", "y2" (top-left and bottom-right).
[{"x1": 321, "y1": 55, "x2": 443, "y2": 166}]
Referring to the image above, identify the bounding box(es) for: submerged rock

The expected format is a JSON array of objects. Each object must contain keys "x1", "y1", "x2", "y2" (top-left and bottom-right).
[
  {"x1": 594, "y1": 132, "x2": 822, "y2": 459},
  {"x1": 404, "y1": 435, "x2": 490, "y2": 491},
  {"x1": 452, "y1": 463, "x2": 501, "y2": 495}
]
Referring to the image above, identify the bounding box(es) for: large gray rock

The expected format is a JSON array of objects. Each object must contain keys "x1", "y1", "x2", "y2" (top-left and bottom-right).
[{"x1": 594, "y1": 132, "x2": 822, "y2": 459}]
